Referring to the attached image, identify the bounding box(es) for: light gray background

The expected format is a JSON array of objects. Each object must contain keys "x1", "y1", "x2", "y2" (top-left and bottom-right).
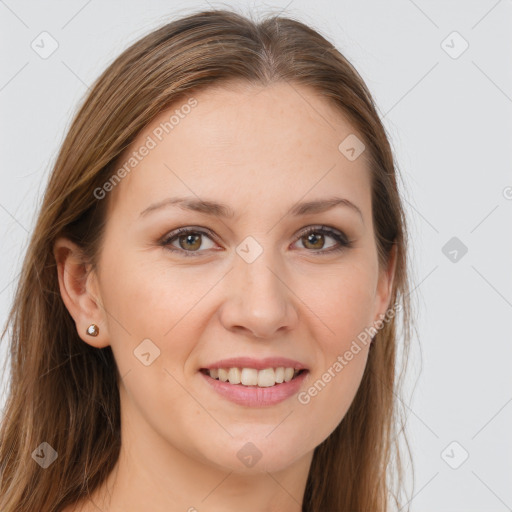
[{"x1": 1, "y1": 1, "x2": 511, "y2": 510}]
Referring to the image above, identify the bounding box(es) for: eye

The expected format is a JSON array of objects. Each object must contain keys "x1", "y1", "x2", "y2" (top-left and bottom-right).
[
  {"x1": 160, "y1": 225, "x2": 352, "y2": 257},
  {"x1": 160, "y1": 227, "x2": 217, "y2": 257},
  {"x1": 292, "y1": 225, "x2": 352, "y2": 255}
]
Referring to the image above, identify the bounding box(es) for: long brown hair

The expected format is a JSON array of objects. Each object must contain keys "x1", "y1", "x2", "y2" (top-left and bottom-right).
[{"x1": 0, "y1": 8, "x2": 414, "y2": 511}]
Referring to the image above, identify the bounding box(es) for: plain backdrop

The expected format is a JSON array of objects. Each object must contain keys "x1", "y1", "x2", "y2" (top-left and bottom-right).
[{"x1": 1, "y1": 1, "x2": 511, "y2": 510}]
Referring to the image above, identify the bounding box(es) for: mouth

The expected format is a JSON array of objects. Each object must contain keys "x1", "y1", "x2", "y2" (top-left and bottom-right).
[{"x1": 199, "y1": 367, "x2": 308, "y2": 388}]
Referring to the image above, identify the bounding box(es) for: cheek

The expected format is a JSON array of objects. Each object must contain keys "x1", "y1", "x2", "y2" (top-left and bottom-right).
[
  {"x1": 285, "y1": 259, "x2": 376, "y2": 431},
  {"x1": 298, "y1": 345, "x2": 370, "y2": 448},
  {"x1": 97, "y1": 258, "x2": 213, "y2": 452},
  {"x1": 98, "y1": 251, "x2": 223, "y2": 385},
  {"x1": 99, "y1": 247, "x2": 207, "y2": 337},
  {"x1": 296, "y1": 258, "x2": 378, "y2": 347}
]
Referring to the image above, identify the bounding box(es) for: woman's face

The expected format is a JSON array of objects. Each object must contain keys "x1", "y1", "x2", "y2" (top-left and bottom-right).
[{"x1": 85, "y1": 81, "x2": 394, "y2": 475}]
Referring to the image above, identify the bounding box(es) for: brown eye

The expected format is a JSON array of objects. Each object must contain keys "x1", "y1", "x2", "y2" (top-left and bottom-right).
[
  {"x1": 177, "y1": 233, "x2": 202, "y2": 251},
  {"x1": 301, "y1": 231, "x2": 326, "y2": 250},
  {"x1": 293, "y1": 226, "x2": 351, "y2": 254},
  {"x1": 161, "y1": 225, "x2": 352, "y2": 258},
  {"x1": 162, "y1": 227, "x2": 217, "y2": 257}
]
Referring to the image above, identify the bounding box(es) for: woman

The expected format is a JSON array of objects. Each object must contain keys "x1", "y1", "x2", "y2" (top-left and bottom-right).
[{"x1": 0, "y1": 8, "x2": 413, "y2": 511}]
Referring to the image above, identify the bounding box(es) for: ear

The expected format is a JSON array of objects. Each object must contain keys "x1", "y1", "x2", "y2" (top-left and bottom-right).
[
  {"x1": 373, "y1": 243, "x2": 398, "y2": 325},
  {"x1": 53, "y1": 237, "x2": 110, "y2": 348}
]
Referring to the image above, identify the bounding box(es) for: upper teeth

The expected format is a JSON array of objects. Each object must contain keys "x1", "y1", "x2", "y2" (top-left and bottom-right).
[{"x1": 208, "y1": 367, "x2": 300, "y2": 387}]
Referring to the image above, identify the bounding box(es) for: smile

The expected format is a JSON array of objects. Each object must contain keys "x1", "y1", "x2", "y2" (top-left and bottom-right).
[
  {"x1": 199, "y1": 367, "x2": 309, "y2": 407},
  {"x1": 201, "y1": 367, "x2": 306, "y2": 388}
]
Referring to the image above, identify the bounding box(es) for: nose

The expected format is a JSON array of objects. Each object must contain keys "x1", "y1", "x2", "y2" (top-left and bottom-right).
[{"x1": 218, "y1": 250, "x2": 299, "y2": 339}]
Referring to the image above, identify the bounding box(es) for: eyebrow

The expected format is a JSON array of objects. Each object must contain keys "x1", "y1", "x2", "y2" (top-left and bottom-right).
[{"x1": 139, "y1": 195, "x2": 364, "y2": 222}]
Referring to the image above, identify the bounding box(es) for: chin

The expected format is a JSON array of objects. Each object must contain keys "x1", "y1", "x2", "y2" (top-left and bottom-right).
[{"x1": 197, "y1": 431, "x2": 311, "y2": 474}]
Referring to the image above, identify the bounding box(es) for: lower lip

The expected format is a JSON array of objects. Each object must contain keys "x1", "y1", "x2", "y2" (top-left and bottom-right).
[{"x1": 200, "y1": 370, "x2": 308, "y2": 407}]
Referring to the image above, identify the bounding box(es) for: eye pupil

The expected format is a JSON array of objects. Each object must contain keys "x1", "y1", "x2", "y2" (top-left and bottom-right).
[
  {"x1": 303, "y1": 232, "x2": 324, "y2": 250},
  {"x1": 179, "y1": 233, "x2": 201, "y2": 251}
]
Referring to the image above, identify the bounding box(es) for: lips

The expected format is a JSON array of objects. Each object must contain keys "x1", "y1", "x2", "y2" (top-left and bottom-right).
[
  {"x1": 199, "y1": 356, "x2": 309, "y2": 405},
  {"x1": 200, "y1": 368, "x2": 308, "y2": 407}
]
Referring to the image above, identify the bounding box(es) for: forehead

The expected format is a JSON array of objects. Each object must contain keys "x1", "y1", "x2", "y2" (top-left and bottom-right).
[{"x1": 107, "y1": 80, "x2": 372, "y2": 220}]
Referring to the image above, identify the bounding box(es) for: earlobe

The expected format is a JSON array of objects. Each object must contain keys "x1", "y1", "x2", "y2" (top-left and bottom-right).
[{"x1": 53, "y1": 237, "x2": 109, "y2": 348}]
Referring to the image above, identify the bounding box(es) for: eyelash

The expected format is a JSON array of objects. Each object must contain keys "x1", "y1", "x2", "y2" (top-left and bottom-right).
[{"x1": 159, "y1": 225, "x2": 352, "y2": 257}]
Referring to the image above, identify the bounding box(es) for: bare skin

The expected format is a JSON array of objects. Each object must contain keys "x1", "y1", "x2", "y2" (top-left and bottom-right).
[{"x1": 56, "y1": 80, "x2": 396, "y2": 512}]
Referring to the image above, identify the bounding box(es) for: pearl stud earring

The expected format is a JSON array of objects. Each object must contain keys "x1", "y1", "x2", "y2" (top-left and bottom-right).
[{"x1": 86, "y1": 324, "x2": 99, "y2": 337}]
